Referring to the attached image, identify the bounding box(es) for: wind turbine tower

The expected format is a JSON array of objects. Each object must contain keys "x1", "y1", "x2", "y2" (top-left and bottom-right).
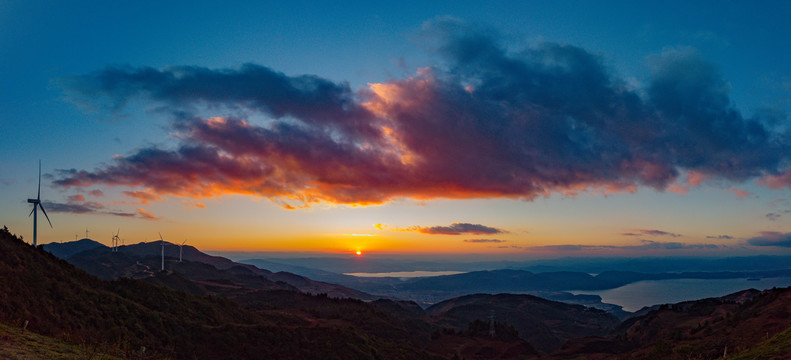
[
  {"x1": 111, "y1": 229, "x2": 120, "y2": 252},
  {"x1": 26, "y1": 160, "x2": 52, "y2": 246},
  {"x1": 179, "y1": 240, "x2": 187, "y2": 262},
  {"x1": 159, "y1": 233, "x2": 165, "y2": 271},
  {"x1": 489, "y1": 310, "x2": 496, "y2": 338}
]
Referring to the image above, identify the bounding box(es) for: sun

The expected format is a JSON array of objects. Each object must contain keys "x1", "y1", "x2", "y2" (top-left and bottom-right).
[{"x1": 356, "y1": 250, "x2": 362, "y2": 256}]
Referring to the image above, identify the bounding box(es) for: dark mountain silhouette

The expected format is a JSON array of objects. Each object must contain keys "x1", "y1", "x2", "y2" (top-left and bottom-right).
[
  {"x1": 554, "y1": 287, "x2": 791, "y2": 359},
  {"x1": 41, "y1": 238, "x2": 105, "y2": 259},
  {"x1": 427, "y1": 293, "x2": 620, "y2": 354}
]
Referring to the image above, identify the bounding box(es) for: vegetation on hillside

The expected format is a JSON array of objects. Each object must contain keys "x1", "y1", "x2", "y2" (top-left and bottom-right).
[{"x1": 0, "y1": 226, "x2": 439, "y2": 359}]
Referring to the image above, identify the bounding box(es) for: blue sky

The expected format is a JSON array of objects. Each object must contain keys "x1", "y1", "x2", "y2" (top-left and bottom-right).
[{"x1": 1, "y1": 1, "x2": 790, "y2": 256}]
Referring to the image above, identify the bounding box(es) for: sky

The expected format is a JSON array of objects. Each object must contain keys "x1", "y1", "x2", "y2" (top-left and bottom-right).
[{"x1": 1, "y1": 1, "x2": 790, "y2": 258}]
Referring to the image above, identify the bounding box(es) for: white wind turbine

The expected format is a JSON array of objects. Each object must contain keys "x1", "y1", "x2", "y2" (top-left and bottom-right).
[
  {"x1": 159, "y1": 233, "x2": 165, "y2": 271},
  {"x1": 111, "y1": 229, "x2": 120, "y2": 252},
  {"x1": 179, "y1": 240, "x2": 187, "y2": 262},
  {"x1": 27, "y1": 160, "x2": 52, "y2": 246}
]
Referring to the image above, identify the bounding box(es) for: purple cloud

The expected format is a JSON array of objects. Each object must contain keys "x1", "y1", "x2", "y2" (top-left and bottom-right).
[
  {"x1": 417, "y1": 223, "x2": 505, "y2": 235},
  {"x1": 43, "y1": 201, "x2": 139, "y2": 218},
  {"x1": 464, "y1": 239, "x2": 506, "y2": 243},
  {"x1": 622, "y1": 229, "x2": 682, "y2": 238},
  {"x1": 746, "y1": 232, "x2": 791, "y2": 248},
  {"x1": 53, "y1": 18, "x2": 791, "y2": 207},
  {"x1": 530, "y1": 241, "x2": 722, "y2": 252}
]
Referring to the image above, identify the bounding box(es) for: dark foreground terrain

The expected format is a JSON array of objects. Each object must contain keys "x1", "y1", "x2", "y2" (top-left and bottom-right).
[{"x1": 4, "y1": 226, "x2": 791, "y2": 359}]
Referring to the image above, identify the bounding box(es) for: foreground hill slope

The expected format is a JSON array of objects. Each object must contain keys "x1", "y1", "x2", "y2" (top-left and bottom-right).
[
  {"x1": 0, "y1": 226, "x2": 442, "y2": 359},
  {"x1": 0, "y1": 321, "x2": 123, "y2": 360},
  {"x1": 427, "y1": 293, "x2": 620, "y2": 354},
  {"x1": 553, "y1": 287, "x2": 791, "y2": 359}
]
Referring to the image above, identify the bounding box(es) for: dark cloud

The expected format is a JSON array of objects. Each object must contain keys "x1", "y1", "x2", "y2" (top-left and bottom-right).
[
  {"x1": 530, "y1": 240, "x2": 722, "y2": 252},
  {"x1": 463, "y1": 238, "x2": 506, "y2": 243},
  {"x1": 43, "y1": 200, "x2": 139, "y2": 218},
  {"x1": 706, "y1": 235, "x2": 734, "y2": 240},
  {"x1": 418, "y1": 223, "x2": 505, "y2": 235},
  {"x1": 55, "y1": 18, "x2": 791, "y2": 207},
  {"x1": 637, "y1": 239, "x2": 719, "y2": 249},
  {"x1": 766, "y1": 213, "x2": 781, "y2": 221},
  {"x1": 44, "y1": 201, "x2": 104, "y2": 214},
  {"x1": 622, "y1": 229, "x2": 682, "y2": 238},
  {"x1": 375, "y1": 222, "x2": 505, "y2": 235},
  {"x1": 746, "y1": 232, "x2": 791, "y2": 248}
]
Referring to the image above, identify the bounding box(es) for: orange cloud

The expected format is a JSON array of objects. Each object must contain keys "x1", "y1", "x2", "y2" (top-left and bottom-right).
[
  {"x1": 137, "y1": 208, "x2": 161, "y2": 221},
  {"x1": 124, "y1": 190, "x2": 164, "y2": 204}
]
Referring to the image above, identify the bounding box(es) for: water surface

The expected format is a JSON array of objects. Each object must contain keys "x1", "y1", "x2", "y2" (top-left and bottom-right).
[{"x1": 574, "y1": 277, "x2": 791, "y2": 312}]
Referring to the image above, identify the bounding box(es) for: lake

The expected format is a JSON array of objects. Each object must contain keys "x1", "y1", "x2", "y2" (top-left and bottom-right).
[{"x1": 573, "y1": 277, "x2": 791, "y2": 312}]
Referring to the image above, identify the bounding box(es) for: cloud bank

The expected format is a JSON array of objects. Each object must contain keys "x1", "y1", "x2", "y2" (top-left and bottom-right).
[
  {"x1": 464, "y1": 239, "x2": 506, "y2": 243},
  {"x1": 746, "y1": 232, "x2": 791, "y2": 248},
  {"x1": 529, "y1": 240, "x2": 723, "y2": 253},
  {"x1": 375, "y1": 222, "x2": 505, "y2": 235},
  {"x1": 621, "y1": 229, "x2": 682, "y2": 238},
  {"x1": 55, "y1": 18, "x2": 791, "y2": 208}
]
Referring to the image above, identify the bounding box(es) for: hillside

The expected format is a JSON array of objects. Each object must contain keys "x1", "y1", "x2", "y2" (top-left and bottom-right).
[
  {"x1": 45, "y1": 239, "x2": 375, "y2": 300},
  {"x1": 22, "y1": 225, "x2": 791, "y2": 359},
  {"x1": 427, "y1": 293, "x2": 620, "y2": 354},
  {"x1": 0, "y1": 226, "x2": 443, "y2": 359},
  {"x1": 6, "y1": 226, "x2": 563, "y2": 359},
  {"x1": 553, "y1": 288, "x2": 791, "y2": 359},
  {"x1": 0, "y1": 321, "x2": 123, "y2": 360}
]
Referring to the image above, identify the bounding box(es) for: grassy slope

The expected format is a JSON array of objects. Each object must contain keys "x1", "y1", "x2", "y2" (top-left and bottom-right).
[
  {"x1": 0, "y1": 322, "x2": 123, "y2": 360},
  {"x1": 723, "y1": 325, "x2": 791, "y2": 360},
  {"x1": 0, "y1": 226, "x2": 440, "y2": 359}
]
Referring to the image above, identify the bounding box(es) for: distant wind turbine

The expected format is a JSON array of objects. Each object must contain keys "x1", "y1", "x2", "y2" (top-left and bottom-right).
[
  {"x1": 179, "y1": 240, "x2": 187, "y2": 262},
  {"x1": 111, "y1": 229, "x2": 120, "y2": 252},
  {"x1": 27, "y1": 160, "x2": 52, "y2": 246},
  {"x1": 159, "y1": 233, "x2": 165, "y2": 271}
]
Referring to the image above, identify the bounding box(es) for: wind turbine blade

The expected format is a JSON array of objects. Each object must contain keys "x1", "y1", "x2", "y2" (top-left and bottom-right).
[
  {"x1": 116, "y1": 228, "x2": 120, "y2": 237},
  {"x1": 37, "y1": 160, "x2": 41, "y2": 199},
  {"x1": 159, "y1": 232, "x2": 163, "y2": 241},
  {"x1": 29, "y1": 206, "x2": 35, "y2": 217},
  {"x1": 39, "y1": 203, "x2": 53, "y2": 228},
  {"x1": 181, "y1": 240, "x2": 186, "y2": 246}
]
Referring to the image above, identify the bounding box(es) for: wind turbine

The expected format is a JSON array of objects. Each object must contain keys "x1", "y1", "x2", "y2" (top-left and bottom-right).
[
  {"x1": 159, "y1": 233, "x2": 165, "y2": 271},
  {"x1": 111, "y1": 229, "x2": 120, "y2": 252},
  {"x1": 179, "y1": 240, "x2": 187, "y2": 262},
  {"x1": 27, "y1": 160, "x2": 52, "y2": 246}
]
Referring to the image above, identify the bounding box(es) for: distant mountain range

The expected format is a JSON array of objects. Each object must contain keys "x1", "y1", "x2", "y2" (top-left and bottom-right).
[
  {"x1": 44, "y1": 239, "x2": 374, "y2": 300},
  {"x1": 241, "y1": 257, "x2": 791, "y2": 318},
  {"x1": 233, "y1": 254, "x2": 791, "y2": 275}
]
